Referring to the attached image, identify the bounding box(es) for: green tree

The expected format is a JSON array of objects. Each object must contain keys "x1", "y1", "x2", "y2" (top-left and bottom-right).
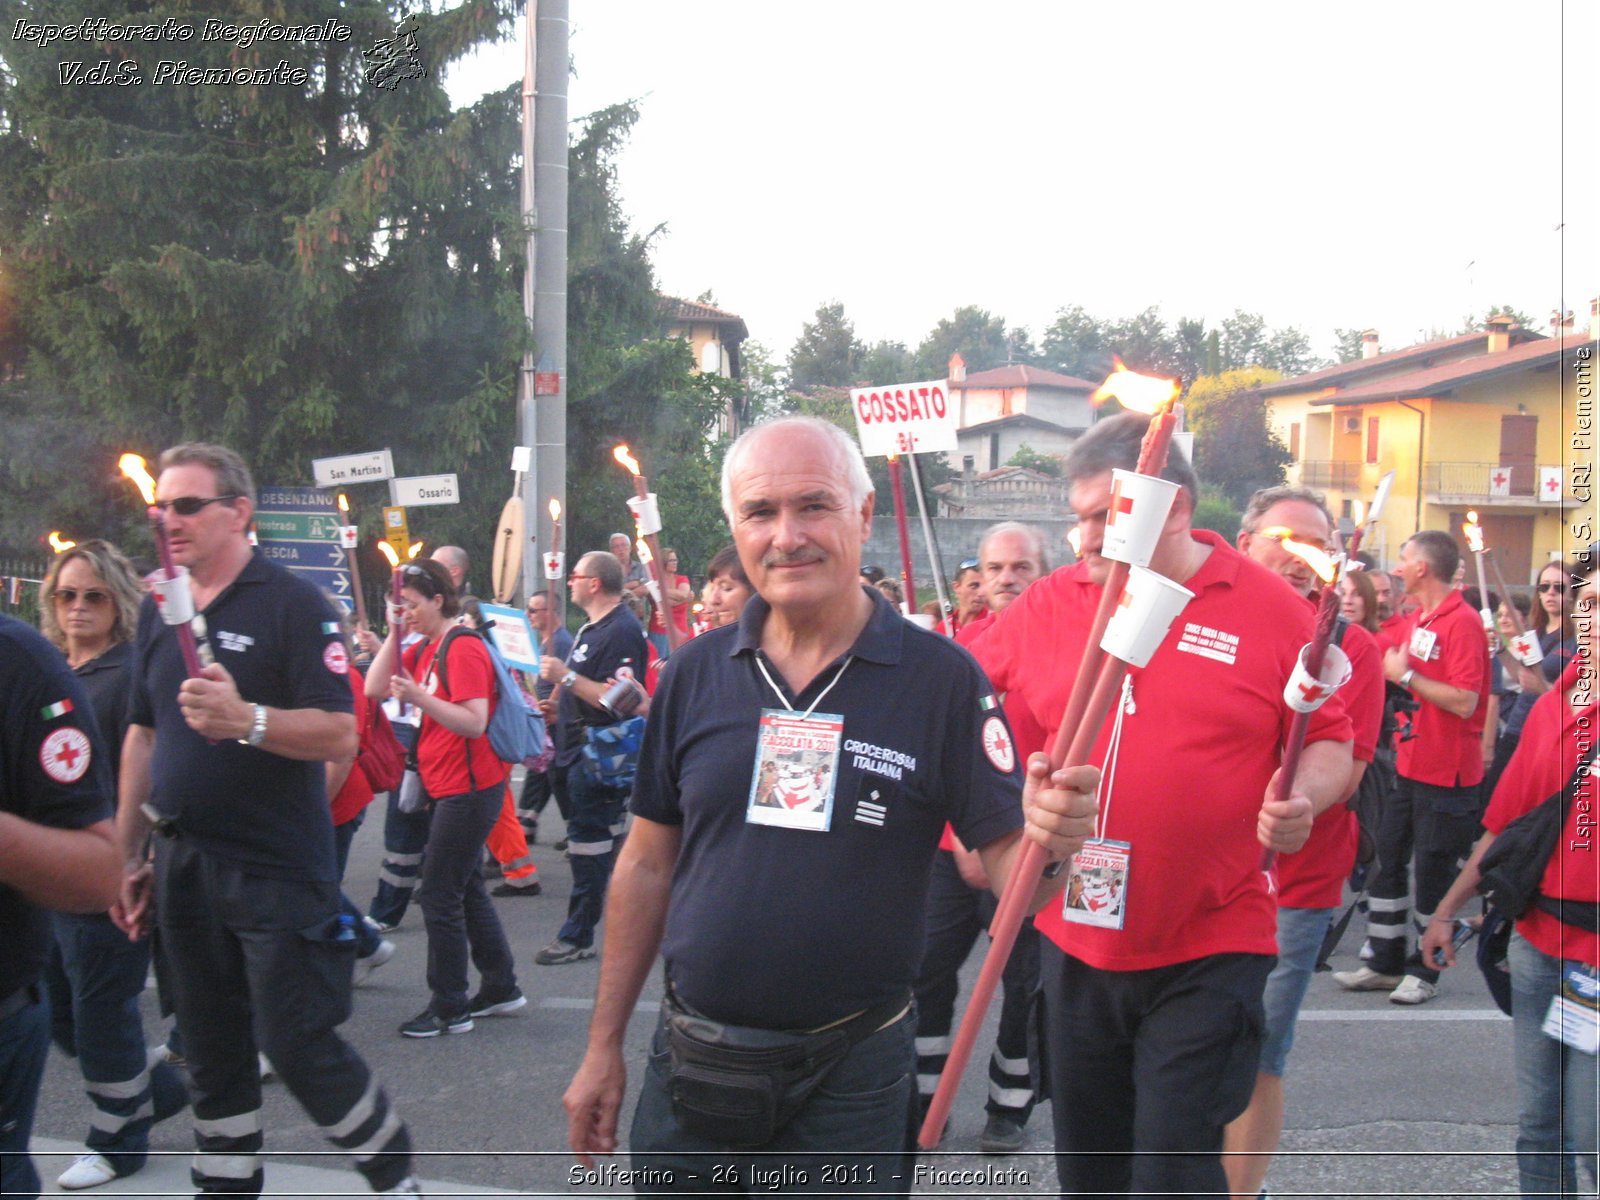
[
  {"x1": 911, "y1": 305, "x2": 1011, "y2": 377},
  {"x1": 1040, "y1": 305, "x2": 1111, "y2": 380},
  {"x1": 1261, "y1": 326, "x2": 1320, "y2": 376},
  {"x1": 1458, "y1": 304, "x2": 1538, "y2": 333},
  {"x1": 1190, "y1": 484, "x2": 1242, "y2": 538},
  {"x1": 0, "y1": 0, "x2": 524, "y2": 558},
  {"x1": 1183, "y1": 367, "x2": 1291, "y2": 507},
  {"x1": 1004, "y1": 443, "x2": 1062, "y2": 477},
  {"x1": 1219, "y1": 310, "x2": 1269, "y2": 371},
  {"x1": 1331, "y1": 328, "x2": 1368, "y2": 363},
  {"x1": 786, "y1": 301, "x2": 863, "y2": 389},
  {"x1": 859, "y1": 339, "x2": 913, "y2": 385}
]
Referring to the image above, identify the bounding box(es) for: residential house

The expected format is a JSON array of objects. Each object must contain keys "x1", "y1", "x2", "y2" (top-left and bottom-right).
[
  {"x1": 1257, "y1": 309, "x2": 1595, "y2": 581},
  {"x1": 662, "y1": 297, "x2": 749, "y2": 437},
  {"x1": 946, "y1": 355, "x2": 1099, "y2": 472}
]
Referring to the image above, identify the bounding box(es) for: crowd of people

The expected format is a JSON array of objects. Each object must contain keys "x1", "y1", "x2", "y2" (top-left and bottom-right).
[{"x1": 0, "y1": 422, "x2": 1592, "y2": 1200}]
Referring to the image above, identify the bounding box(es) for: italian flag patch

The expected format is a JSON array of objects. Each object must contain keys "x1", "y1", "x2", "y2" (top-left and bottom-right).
[
  {"x1": 321, "y1": 621, "x2": 341, "y2": 635},
  {"x1": 40, "y1": 698, "x2": 74, "y2": 720},
  {"x1": 979, "y1": 694, "x2": 999, "y2": 711}
]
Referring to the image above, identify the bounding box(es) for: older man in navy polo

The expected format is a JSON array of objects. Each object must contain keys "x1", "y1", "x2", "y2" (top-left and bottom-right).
[{"x1": 561, "y1": 416, "x2": 1100, "y2": 1192}]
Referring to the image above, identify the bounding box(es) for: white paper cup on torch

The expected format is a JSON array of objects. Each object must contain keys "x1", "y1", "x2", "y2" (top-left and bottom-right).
[
  {"x1": 146, "y1": 566, "x2": 196, "y2": 626},
  {"x1": 1100, "y1": 566, "x2": 1194, "y2": 667},
  {"x1": 904, "y1": 613, "x2": 936, "y2": 630},
  {"x1": 543, "y1": 551, "x2": 565, "y2": 581},
  {"x1": 625, "y1": 493, "x2": 663, "y2": 537},
  {"x1": 1101, "y1": 469, "x2": 1181, "y2": 569},
  {"x1": 1283, "y1": 643, "x2": 1353, "y2": 712},
  {"x1": 340, "y1": 525, "x2": 359, "y2": 549},
  {"x1": 1507, "y1": 631, "x2": 1545, "y2": 668}
]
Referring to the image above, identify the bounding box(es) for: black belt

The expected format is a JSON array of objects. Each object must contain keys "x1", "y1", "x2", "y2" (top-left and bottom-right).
[{"x1": 0, "y1": 982, "x2": 40, "y2": 1022}]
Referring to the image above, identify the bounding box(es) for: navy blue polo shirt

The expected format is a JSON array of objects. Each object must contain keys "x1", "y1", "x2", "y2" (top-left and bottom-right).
[
  {"x1": 74, "y1": 641, "x2": 133, "y2": 789},
  {"x1": 555, "y1": 602, "x2": 647, "y2": 769},
  {"x1": 127, "y1": 551, "x2": 352, "y2": 882},
  {"x1": 1, "y1": 615, "x2": 114, "y2": 998},
  {"x1": 632, "y1": 586, "x2": 1024, "y2": 1030}
]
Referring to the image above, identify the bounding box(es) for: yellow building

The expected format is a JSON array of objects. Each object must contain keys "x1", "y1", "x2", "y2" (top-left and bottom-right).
[
  {"x1": 1258, "y1": 313, "x2": 1595, "y2": 582},
  {"x1": 662, "y1": 296, "x2": 750, "y2": 438}
]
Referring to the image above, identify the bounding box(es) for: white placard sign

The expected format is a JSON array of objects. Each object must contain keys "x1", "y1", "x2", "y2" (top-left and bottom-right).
[
  {"x1": 510, "y1": 446, "x2": 532, "y2": 474},
  {"x1": 389, "y1": 474, "x2": 460, "y2": 507},
  {"x1": 849, "y1": 379, "x2": 959, "y2": 457},
  {"x1": 478, "y1": 603, "x2": 542, "y2": 672},
  {"x1": 312, "y1": 449, "x2": 394, "y2": 488}
]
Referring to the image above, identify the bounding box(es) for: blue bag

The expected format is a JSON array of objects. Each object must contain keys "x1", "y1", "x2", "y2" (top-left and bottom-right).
[{"x1": 436, "y1": 627, "x2": 548, "y2": 767}]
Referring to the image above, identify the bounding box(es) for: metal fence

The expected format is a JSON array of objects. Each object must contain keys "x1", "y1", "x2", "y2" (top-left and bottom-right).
[
  {"x1": 1425, "y1": 462, "x2": 1534, "y2": 498},
  {"x1": 1299, "y1": 461, "x2": 1364, "y2": 490}
]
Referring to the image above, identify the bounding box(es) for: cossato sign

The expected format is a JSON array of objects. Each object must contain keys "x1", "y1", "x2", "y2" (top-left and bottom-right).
[{"x1": 849, "y1": 379, "x2": 958, "y2": 457}]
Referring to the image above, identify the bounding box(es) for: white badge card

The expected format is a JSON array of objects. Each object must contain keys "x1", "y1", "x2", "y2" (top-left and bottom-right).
[
  {"x1": 1062, "y1": 838, "x2": 1132, "y2": 930},
  {"x1": 1409, "y1": 626, "x2": 1439, "y2": 662},
  {"x1": 746, "y1": 709, "x2": 844, "y2": 833},
  {"x1": 1542, "y1": 963, "x2": 1600, "y2": 1056}
]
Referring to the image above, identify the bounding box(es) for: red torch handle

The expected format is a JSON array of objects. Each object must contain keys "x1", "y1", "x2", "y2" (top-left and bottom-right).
[
  {"x1": 148, "y1": 508, "x2": 205, "y2": 679},
  {"x1": 1483, "y1": 552, "x2": 1526, "y2": 637},
  {"x1": 918, "y1": 651, "x2": 1130, "y2": 1149},
  {"x1": 887, "y1": 456, "x2": 918, "y2": 612},
  {"x1": 631, "y1": 475, "x2": 683, "y2": 654}
]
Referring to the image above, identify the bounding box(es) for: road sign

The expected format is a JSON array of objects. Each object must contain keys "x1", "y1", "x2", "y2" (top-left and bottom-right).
[
  {"x1": 311, "y1": 449, "x2": 395, "y2": 489},
  {"x1": 390, "y1": 474, "x2": 460, "y2": 507},
  {"x1": 849, "y1": 379, "x2": 959, "y2": 457},
  {"x1": 383, "y1": 506, "x2": 411, "y2": 558},
  {"x1": 256, "y1": 486, "x2": 353, "y2": 611}
]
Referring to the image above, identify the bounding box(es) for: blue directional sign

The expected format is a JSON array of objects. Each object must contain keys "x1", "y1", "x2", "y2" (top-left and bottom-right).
[{"x1": 255, "y1": 485, "x2": 353, "y2": 611}]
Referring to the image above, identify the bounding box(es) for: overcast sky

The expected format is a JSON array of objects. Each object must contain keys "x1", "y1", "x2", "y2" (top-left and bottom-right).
[{"x1": 446, "y1": 0, "x2": 1597, "y2": 368}]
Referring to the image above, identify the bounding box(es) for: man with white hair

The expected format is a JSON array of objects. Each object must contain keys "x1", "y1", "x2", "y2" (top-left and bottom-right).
[{"x1": 562, "y1": 417, "x2": 1099, "y2": 1189}]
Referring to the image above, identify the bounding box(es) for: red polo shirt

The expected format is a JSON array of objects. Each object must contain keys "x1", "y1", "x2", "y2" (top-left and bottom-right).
[
  {"x1": 1395, "y1": 590, "x2": 1490, "y2": 788},
  {"x1": 1276, "y1": 612, "x2": 1385, "y2": 909},
  {"x1": 405, "y1": 633, "x2": 506, "y2": 797},
  {"x1": 1483, "y1": 657, "x2": 1598, "y2": 966},
  {"x1": 970, "y1": 531, "x2": 1353, "y2": 970}
]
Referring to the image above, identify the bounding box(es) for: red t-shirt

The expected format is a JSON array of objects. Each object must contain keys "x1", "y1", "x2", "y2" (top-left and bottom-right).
[
  {"x1": 1375, "y1": 613, "x2": 1409, "y2": 651},
  {"x1": 330, "y1": 667, "x2": 376, "y2": 827},
  {"x1": 1394, "y1": 590, "x2": 1490, "y2": 788},
  {"x1": 648, "y1": 574, "x2": 692, "y2": 635},
  {"x1": 1275, "y1": 613, "x2": 1384, "y2": 909},
  {"x1": 969, "y1": 531, "x2": 1353, "y2": 970},
  {"x1": 405, "y1": 633, "x2": 507, "y2": 797},
  {"x1": 1483, "y1": 657, "x2": 1598, "y2": 966}
]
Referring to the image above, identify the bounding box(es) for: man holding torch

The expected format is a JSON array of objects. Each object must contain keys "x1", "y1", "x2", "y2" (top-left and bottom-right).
[
  {"x1": 109, "y1": 444, "x2": 419, "y2": 1198},
  {"x1": 968, "y1": 415, "x2": 1353, "y2": 1198},
  {"x1": 562, "y1": 417, "x2": 1099, "y2": 1188}
]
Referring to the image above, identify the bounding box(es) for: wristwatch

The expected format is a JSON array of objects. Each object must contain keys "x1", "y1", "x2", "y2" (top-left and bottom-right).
[
  {"x1": 1399, "y1": 668, "x2": 1416, "y2": 690},
  {"x1": 237, "y1": 703, "x2": 268, "y2": 747},
  {"x1": 561, "y1": 670, "x2": 578, "y2": 689}
]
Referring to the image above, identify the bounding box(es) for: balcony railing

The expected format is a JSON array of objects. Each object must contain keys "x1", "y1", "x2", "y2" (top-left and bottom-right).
[
  {"x1": 1425, "y1": 462, "x2": 1535, "y2": 498},
  {"x1": 1298, "y1": 461, "x2": 1363, "y2": 489}
]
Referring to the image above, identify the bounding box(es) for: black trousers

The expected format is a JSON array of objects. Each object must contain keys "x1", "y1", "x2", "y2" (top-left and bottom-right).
[{"x1": 155, "y1": 838, "x2": 412, "y2": 1195}]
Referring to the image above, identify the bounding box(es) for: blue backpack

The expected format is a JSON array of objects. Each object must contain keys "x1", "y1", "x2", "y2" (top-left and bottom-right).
[{"x1": 435, "y1": 627, "x2": 548, "y2": 767}]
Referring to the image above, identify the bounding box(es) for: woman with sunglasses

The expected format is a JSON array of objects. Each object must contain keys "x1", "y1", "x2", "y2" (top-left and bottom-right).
[
  {"x1": 365, "y1": 560, "x2": 522, "y2": 1037},
  {"x1": 1485, "y1": 561, "x2": 1580, "y2": 797},
  {"x1": 39, "y1": 541, "x2": 189, "y2": 1191}
]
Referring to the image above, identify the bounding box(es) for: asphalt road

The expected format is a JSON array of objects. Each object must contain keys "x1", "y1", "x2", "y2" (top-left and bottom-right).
[{"x1": 30, "y1": 797, "x2": 1524, "y2": 1198}]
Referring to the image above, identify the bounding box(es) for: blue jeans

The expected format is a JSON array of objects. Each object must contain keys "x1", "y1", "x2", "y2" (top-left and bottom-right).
[
  {"x1": 46, "y1": 913, "x2": 189, "y2": 1175},
  {"x1": 557, "y1": 764, "x2": 629, "y2": 950},
  {"x1": 419, "y1": 782, "x2": 518, "y2": 1016},
  {"x1": 333, "y1": 812, "x2": 381, "y2": 958},
  {"x1": 1509, "y1": 931, "x2": 1599, "y2": 1197},
  {"x1": 629, "y1": 1006, "x2": 915, "y2": 1195},
  {"x1": 0, "y1": 985, "x2": 49, "y2": 1200},
  {"x1": 1258, "y1": 906, "x2": 1334, "y2": 1077}
]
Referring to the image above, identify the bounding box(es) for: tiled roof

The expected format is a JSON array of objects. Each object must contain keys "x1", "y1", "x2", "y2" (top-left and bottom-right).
[
  {"x1": 1255, "y1": 329, "x2": 1545, "y2": 398},
  {"x1": 1307, "y1": 337, "x2": 1575, "y2": 406},
  {"x1": 959, "y1": 412, "x2": 1085, "y2": 436},
  {"x1": 952, "y1": 364, "x2": 1099, "y2": 391},
  {"x1": 660, "y1": 297, "x2": 749, "y2": 338}
]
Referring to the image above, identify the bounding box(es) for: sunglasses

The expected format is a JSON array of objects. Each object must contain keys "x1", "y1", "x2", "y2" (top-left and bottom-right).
[
  {"x1": 153, "y1": 494, "x2": 239, "y2": 516},
  {"x1": 1537, "y1": 582, "x2": 1566, "y2": 594},
  {"x1": 568, "y1": 572, "x2": 594, "y2": 582},
  {"x1": 53, "y1": 588, "x2": 111, "y2": 606},
  {"x1": 959, "y1": 558, "x2": 979, "y2": 571}
]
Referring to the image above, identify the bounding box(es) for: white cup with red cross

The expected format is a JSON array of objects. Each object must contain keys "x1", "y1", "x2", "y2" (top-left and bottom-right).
[
  {"x1": 544, "y1": 551, "x2": 565, "y2": 581},
  {"x1": 1282, "y1": 642, "x2": 1353, "y2": 713},
  {"x1": 1100, "y1": 469, "x2": 1181, "y2": 569},
  {"x1": 1100, "y1": 566, "x2": 1194, "y2": 667},
  {"x1": 1507, "y1": 630, "x2": 1545, "y2": 668},
  {"x1": 146, "y1": 566, "x2": 195, "y2": 626}
]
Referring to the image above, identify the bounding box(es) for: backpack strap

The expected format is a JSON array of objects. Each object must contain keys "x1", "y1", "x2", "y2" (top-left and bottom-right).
[{"x1": 432, "y1": 624, "x2": 486, "y2": 793}]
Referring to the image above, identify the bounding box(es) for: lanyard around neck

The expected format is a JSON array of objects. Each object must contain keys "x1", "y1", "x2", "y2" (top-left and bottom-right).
[{"x1": 755, "y1": 653, "x2": 854, "y2": 721}]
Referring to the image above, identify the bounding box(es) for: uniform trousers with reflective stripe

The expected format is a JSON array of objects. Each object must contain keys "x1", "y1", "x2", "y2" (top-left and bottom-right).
[
  {"x1": 46, "y1": 912, "x2": 189, "y2": 1177},
  {"x1": 554, "y1": 763, "x2": 629, "y2": 950},
  {"x1": 155, "y1": 838, "x2": 412, "y2": 1195},
  {"x1": 368, "y1": 723, "x2": 429, "y2": 930},
  {"x1": 912, "y1": 849, "x2": 1040, "y2": 1126},
  {"x1": 485, "y1": 783, "x2": 538, "y2": 885}
]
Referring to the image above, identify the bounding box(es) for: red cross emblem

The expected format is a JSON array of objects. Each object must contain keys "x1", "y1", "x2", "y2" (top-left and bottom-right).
[
  {"x1": 1492, "y1": 471, "x2": 1508, "y2": 487},
  {"x1": 1297, "y1": 680, "x2": 1327, "y2": 703},
  {"x1": 1107, "y1": 479, "x2": 1135, "y2": 527},
  {"x1": 40, "y1": 728, "x2": 92, "y2": 784},
  {"x1": 1545, "y1": 476, "x2": 1560, "y2": 494}
]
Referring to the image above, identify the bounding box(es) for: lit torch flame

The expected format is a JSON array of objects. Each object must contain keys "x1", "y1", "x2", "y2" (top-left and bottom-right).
[
  {"x1": 549, "y1": 498, "x2": 561, "y2": 522},
  {"x1": 48, "y1": 531, "x2": 77, "y2": 553},
  {"x1": 337, "y1": 492, "x2": 349, "y2": 514},
  {"x1": 377, "y1": 542, "x2": 400, "y2": 568},
  {"x1": 407, "y1": 541, "x2": 424, "y2": 560},
  {"x1": 1463, "y1": 510, "x2": 1484, "y2": 554},
  {"x1": 1262, "y1": 527, "x2": 1341, "y2": 584},
  {"x1": 118, "y1": 454, "x2": 157, "y2": 505},
  {"x1": 613, "y1": 445, "x2": 642, "y2": 476},
  {"x1": 1091, "y1": 356, "x2": 1180, "y2": 415}
]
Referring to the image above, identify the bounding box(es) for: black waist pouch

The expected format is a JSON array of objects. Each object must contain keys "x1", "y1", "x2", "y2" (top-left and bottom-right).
[{"x1": 663, "y1": 988, "x2": 907, "y2": 1147}]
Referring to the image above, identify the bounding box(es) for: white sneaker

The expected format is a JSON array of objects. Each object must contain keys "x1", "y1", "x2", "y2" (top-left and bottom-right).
[
  {"x1": 1359, "y1": 939, "x2": 1374, "y2": 961},
  {"x1": 354, "y1": 938, "x2": 397, "y2": 985},
  {"x1": 380, "y1": 1176, "x2": 424, "y2": 1195},
  {"x1": 259, "y1": 1052, "x2": 275, "y2": 1080},
  {"x1": 1389, "y1": 976, "x2": 1438, "y2": 1005},
  {"x1": 1332, "y1": 966, "x2": 1403, "y2": 991},
  {"x1": 58, "y1": 1153, "x2": 117, "y2": 1190}
]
